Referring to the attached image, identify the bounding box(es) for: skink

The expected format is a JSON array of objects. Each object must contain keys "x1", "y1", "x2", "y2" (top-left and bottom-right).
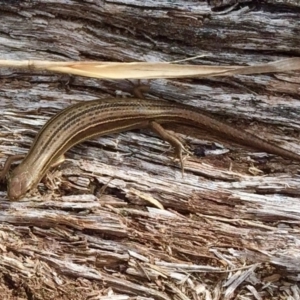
[{"x1": 2, "y1": 97, "x2": 300, "y2": 200}]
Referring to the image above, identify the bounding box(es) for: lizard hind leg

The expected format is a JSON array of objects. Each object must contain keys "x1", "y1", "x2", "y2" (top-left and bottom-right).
[
  {"x1": 149, "y1": 121, "x2": 191, "y2": 175},
  {"x1": 126, "y1": 78, "x2": 151, "y2": 99}
]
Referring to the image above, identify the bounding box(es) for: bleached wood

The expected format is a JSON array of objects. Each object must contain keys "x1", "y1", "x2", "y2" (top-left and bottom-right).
[{"x1": 0, "y1": 1, "x2": 300, "y2": 299}]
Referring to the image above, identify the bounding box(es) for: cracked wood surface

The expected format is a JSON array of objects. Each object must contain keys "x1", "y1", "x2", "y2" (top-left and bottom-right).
[{"x1": 0, "y1": 1, "x2": 300, "y2": 299}]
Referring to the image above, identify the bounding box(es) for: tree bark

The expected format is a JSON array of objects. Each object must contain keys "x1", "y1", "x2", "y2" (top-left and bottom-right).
[{"x1": 0, "y1": 1, "x2": 300, "y2": 299}]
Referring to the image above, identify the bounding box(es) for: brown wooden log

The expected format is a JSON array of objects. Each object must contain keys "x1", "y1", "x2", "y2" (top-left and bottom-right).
[{"x1": 0, "y1": 1, "x2": 300, "y2": 299}]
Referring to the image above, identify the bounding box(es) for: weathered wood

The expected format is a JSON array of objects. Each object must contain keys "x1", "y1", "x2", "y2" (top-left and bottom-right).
[{"x1": 0, "y1": 1, "x2": 300, "y2": 299}]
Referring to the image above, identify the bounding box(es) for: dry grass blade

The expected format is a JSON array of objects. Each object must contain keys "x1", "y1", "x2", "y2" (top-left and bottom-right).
[{"x1": 0, "y1": 58, "x2": 300, "y2": 79}]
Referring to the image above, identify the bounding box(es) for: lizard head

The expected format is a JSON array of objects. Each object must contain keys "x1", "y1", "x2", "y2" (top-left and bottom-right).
[{"x1": 7, "y1": 168, "x2": 35, "y2": 201}]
